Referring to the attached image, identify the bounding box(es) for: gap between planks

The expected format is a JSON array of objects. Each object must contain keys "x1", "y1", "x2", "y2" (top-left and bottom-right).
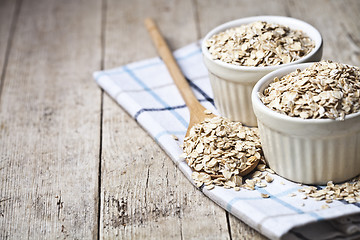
[{"x1": 97, "y1": 0, "x2": 107, "y2": 239}]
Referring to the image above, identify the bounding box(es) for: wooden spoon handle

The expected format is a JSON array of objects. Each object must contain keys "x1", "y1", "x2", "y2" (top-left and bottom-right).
[{"x1": 144, "y1": 18, "x2": 203, "y2": 112}]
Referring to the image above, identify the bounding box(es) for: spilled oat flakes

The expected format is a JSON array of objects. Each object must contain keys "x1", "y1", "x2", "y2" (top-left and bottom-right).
[{"x1": 299, "y1": 177, "x2": 360, "y2": 204}]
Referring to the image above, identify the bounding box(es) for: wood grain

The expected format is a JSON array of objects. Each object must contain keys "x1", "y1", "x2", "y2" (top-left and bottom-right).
[
  {"x1": 286, "y1": 0, "x2": 360, "y2": 65},
  {"x1": 0, "y1": 0, "x2": 17, "y2": 94},
  {"x1": 332, "y1": 0, "x2": 360, "y2": 65},
  {"x1": 195, "y1": 0, "x2": 289, "y2": 39},
  {"x1": 0, "y1": 0, "x2": 102, "y2": 238}
]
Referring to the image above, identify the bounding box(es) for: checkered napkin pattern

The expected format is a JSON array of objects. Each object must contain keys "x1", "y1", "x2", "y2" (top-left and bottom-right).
[{"x1": 93, "y1": 42, "x2": 360, "y2": 240}]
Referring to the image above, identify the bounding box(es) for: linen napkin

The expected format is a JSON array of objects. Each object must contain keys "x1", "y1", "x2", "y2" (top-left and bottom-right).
[{"x1": 93, "y1": 41, "x2": 360, "y2": 240}]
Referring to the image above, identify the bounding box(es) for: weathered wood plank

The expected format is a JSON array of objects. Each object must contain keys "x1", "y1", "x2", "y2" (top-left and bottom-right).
[
  {"x1": 195, "y1": 0, "x2": 289, "y2": 41},
  {"x1": 332, "y1": 0, "x2": 360, "y2": 65},
  {"x1": 100, "y1": 99, "x2": 230, "y2": 239},
  {"x1": 0, "y1": 0, "x2": 17, "y2": 89},
  {"x1": 283, "y1": 0, "x2": 354, "y2": 63},
  {"x1": 0, "y1": 0, "x2": 102, "y2": 239},
  {"x1": 286, "y1": 0, "x2": 360, "y2": 65},
  {"x1": 100, "y1": 0, "x2": 230, "y2": 239}
]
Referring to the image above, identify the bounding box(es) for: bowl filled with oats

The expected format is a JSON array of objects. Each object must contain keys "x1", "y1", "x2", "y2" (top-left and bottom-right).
[
  {"x1": 202, "y1": 16, "x2": 322, "y2": 126},
  {"x1": 252, "y1": 61, "x2": 360, "y2": 184}
]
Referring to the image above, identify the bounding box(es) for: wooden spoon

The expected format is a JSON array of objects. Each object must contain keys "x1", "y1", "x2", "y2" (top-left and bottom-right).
[
  {"x1": 144, "y1": 18, "x2": 216, "y2": 138},
  {"x1": 144, "y1": 18, "x2": 259, "y2": 176}
]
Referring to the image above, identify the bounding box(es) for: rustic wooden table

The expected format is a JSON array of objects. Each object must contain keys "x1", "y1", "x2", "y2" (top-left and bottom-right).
[{"x1": 0, "y1": 0, "x2": 359, "y2": 239}]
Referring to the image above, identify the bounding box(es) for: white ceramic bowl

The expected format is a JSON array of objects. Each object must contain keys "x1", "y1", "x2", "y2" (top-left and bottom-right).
[
  {"x1": 252, "y1": 62, "x2": 360, "y2": 184},
  {"x1": 202, "y1": 16, "x2": 323, "y2": 126}
]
